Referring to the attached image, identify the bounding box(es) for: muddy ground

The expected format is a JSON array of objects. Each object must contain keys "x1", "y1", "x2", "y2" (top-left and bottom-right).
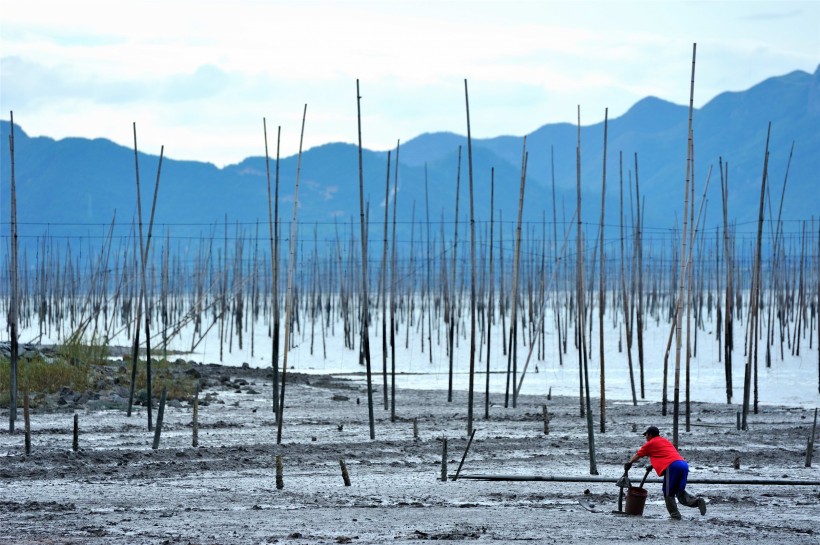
[{"x1": 1, "y1": 360, "x2": 819, "y2": 544}]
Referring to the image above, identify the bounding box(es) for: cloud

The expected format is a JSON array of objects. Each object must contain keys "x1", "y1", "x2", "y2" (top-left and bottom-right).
[
  {"x1": 161, "y1": 65, "x2": 231, "y2": 102},
  {"x1": 738, "y1": 8, "x2": 803, "y2": 21},
  {"x1": 321, "y1": 185, "x2": 339, "y2": 201},
  {"x1": 1, "y1": 56, "x2": 233, "y2": 109}
]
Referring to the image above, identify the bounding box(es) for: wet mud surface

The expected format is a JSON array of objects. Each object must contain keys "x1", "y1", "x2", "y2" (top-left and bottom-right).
[{"x1": 1, "y1": 362, "x2": 819, "y2": 544}]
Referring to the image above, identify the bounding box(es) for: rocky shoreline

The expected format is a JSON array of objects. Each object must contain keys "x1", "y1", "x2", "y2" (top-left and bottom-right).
[{"x1": 2, "y1": 343, "x2": 326, "y2": 414}]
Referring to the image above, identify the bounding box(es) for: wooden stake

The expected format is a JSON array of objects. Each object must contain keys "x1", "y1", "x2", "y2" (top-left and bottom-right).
[
  {"x1": 24, "y1": 393, "x2": 30, "y2": 455},
  {"x1": 543, "y1": 404, "x2": 550, "y2": 435},
  {"x1": 440, "y1": 438, "x2": 448, "y2": 482},
  {"x1": 276, "y1": 455, "x2": 284, "y2": 489},
  {"x1": 152, "y1": 386, "x2": 167, "y2": 450},
  {"x1": 805, "y1": 407, "x2": 817, "y2": 467},
  {"x1": 73, "y1": 414, "x2": 79, "y2": 452},
  {"x1": 192, "y1": 389, "x2": 199, "y2": 447},
  {"x1": 340, "y1": 459, "x2": 352, "y2": 486}
]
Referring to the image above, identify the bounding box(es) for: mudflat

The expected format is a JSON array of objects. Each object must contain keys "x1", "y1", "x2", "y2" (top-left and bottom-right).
[{"x1": 1, "y1": 361, "x2": 818, "y2": 544}]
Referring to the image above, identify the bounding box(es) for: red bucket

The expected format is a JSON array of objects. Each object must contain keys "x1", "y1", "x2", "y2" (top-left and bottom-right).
[{"x1": 624, "y1": 486, "x2": 648, "y2": 516}]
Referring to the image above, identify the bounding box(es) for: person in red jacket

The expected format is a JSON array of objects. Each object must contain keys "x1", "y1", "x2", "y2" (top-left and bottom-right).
[{"x1": 626, "y1": 426, "x2": 707, "y2": 519}]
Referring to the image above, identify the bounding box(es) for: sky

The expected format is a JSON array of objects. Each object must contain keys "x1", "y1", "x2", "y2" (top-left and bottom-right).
[{"x1": 1, "y1": 0, "x2": 818, "y2": 167}]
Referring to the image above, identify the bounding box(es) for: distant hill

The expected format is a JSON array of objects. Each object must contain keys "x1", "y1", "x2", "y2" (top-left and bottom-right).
[{"x1": 2, "y1": 65, "x2": 818, "y2": 256}]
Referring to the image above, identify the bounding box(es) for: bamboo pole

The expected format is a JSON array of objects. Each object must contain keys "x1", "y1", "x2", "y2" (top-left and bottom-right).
[
  {"x1": 598, "y1": 109, "x2": 608, "y2": 433},
  {"x1": 550, "y1": 147, "x2": 564, "y2": 369},
  {"x1": 263, "y1": 120, "x2": 281, "y2": 417},
  {"x1": 389, "y1": 142, "x2": 400, "y2": 422},
  {"x1": 453, "y1": 428, "x2": 477, "y2": 481},
  {"x1": 673, "y1": 43, "x2": 697, "y2": 448},
  {"x1": 485, "y1": 168, "x2": 495, "y2": 420},
  {"x1": 742, "y1": 123, "x2": 771, "y2": 430},
  {"x1": 355, "y1": 81, "x2": 376, "y2": 440},
  {"x1": 634, "y1": 153, "x2": 645, "y2": 400},
  {"x1": 448, "y1": 146, "x2": 462, "y2": 403},
  {"x1": 380, "y1": 151, "x2": 392, "y2": 410},
  {"x1": 719, "y1": 158, "x2": 733, "y2": 404},
  {"x1": 425, "y1": 165, "x2": 433, "y2": 364},
  {"x1": 7, "y1": 111, "x2": 19, "y2": 433},
  {"x1": 465, "y1": 79, "x2": 477, "y2": 435},
  {"x1": 576, "y1": 106, "x2": 598, "y2": 474},
  {"x1": 508, "y1": 138, "x2": 528, "y2": 408},
  {"x1": 141, "y1": 145, "x2": 164, "y2": 432},
  {"x1": 619, "y1": 152, "x2": 637, "y2": 406},
  {"x1": 277, "y1": 104, "x2": 307, "y2": 445},
  {"x1": 515, "y1": 208, "x2": 576, "y2": 397},
  {"x1": 685, "y1": 140, "x2": 695, "y2": 433},
  {"x1": 457, "y1": 474, "x2": 820, "y2": 486}
]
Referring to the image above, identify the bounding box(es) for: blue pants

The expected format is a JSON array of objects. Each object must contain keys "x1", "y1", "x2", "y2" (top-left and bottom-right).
[{"x1": 662, "y1": 460, "x2": 689, "y2": 497}]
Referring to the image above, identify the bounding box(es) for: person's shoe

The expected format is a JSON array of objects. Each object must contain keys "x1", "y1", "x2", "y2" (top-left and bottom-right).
[
  {"x1": 665, "y1": 496, "x2": 681, "y2": 520},
  {"x1": 678, "y1": 490, "x2": 704, "y2": 512}
]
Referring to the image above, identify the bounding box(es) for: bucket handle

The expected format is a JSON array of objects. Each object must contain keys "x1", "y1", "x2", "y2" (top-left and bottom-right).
[{"x1": 638, "y1": 466, "x2": 652, "y2": 488}]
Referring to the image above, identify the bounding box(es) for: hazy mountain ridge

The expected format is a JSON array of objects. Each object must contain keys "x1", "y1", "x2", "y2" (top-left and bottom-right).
[{"x1": 1, "y1": 65, "x2": 818, "y2": 251}]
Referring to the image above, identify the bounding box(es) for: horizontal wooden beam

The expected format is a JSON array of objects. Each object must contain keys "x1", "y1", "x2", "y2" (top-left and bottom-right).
[{"x1": 456, "y1": 474, "x2": 820, "y2": 486}]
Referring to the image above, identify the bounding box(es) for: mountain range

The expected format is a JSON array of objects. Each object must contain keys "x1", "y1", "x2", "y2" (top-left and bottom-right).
[{"x1": 2, "y1": 65, "x2": 818, "y2": 256}]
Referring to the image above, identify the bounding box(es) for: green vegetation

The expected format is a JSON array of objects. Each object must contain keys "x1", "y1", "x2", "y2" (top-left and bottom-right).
[
  {"x1": 0, "y1": 355, "x2": 93, "y2": 406},
  {"x1": 1, "y1": 335, "x2": 197, "y2": 407},
  {"x1": 127, "y1": 356, "x2": 198, "y2": 402}
]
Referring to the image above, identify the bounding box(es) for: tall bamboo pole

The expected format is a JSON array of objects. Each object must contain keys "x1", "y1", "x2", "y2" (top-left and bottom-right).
[
  {"x1": 742, "y1": 123, "x2": 770, "y2": 430},
  {"x1": 424, "y1": 165, "x2": 433, "y2": 364},
  {"x1": 508, "y1": 138, "x2": 528, "y2": 408},
  {"x1": 634, "y1": 153, "x2": 645, "y2": 399},
  {"x1": 551, "y1": 147, "x2": 564, "y2": 369},
  {"x1": 465, "y1": 79, "x2": 478, "y2": 435},
  {"x1": 485, "y1": 168, "x2": 495, "y2": 419},
  {"x1": 389, "y1": 141, "x2": 400, "y2": 422},
  {"x1": 142, "y1": 145, "x2": 164, "y2": 432},
  {"x1": 673, "y1": 43, "x2": 696, "y2": 448},
  {"x1": 355, "y1": 81, "x2": 376, "y2": 439},
  {"x1": 448, "y1": 147, "x2": 462, "y2": 402},
  {"x1": 380, "y1": 151, "x2": 392, "y2": 410},
  {"x1": 598, "y1": 109, "x2": 608, "y2": 433},
  {"x1": 263, "y1": 120, "x2": 281, "y2": 417},
  {"x1": 720, "y1": 158, "x2": 733, "y2": 403},
  {"x1": 619, "y1": 152, "x2": 637, "y2": 406},
  {"x1": 7, "y1": 111, "x2": 19, "y2": 433},
  {"x1": 277, "y1": 104, "x2": 307, "y2": 444},
  {"x1": 576, "y1": 106, "x2": 598, "y2": 474}
]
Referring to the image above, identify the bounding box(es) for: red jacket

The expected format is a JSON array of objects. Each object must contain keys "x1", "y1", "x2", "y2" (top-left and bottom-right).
[{"x1": 636, "y1": 436, "x2": 685, "y2": 476}]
